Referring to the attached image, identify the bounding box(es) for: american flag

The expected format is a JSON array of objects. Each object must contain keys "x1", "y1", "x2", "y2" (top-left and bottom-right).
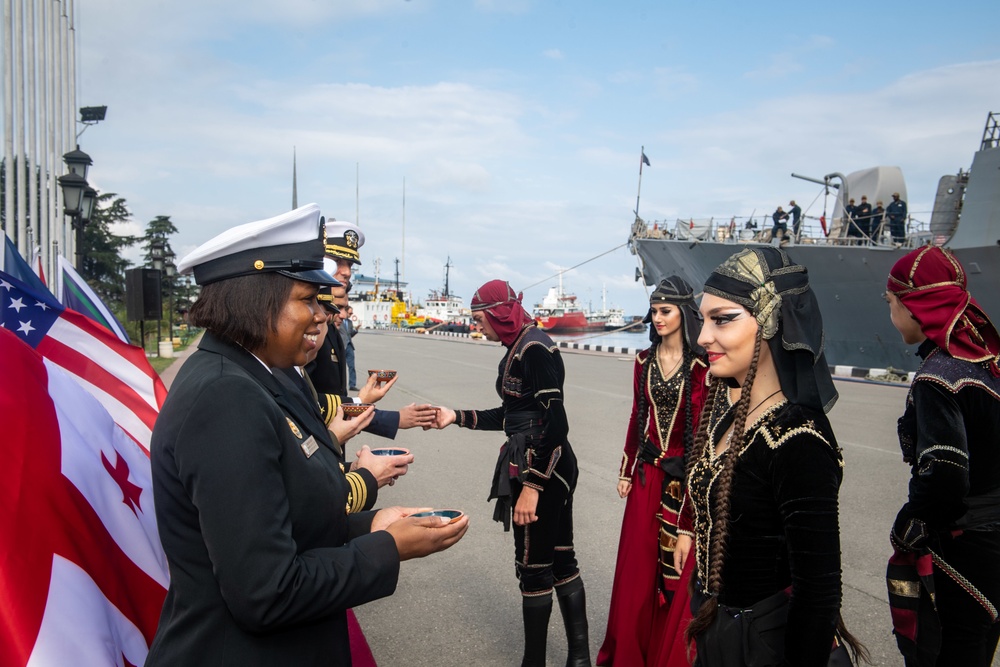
[
  {"x1": 1, "y1": 271, "x2": 169, "y2": 665},
  {"x1": 1, "y1": 271, "x2": 165, "y2": 449}
]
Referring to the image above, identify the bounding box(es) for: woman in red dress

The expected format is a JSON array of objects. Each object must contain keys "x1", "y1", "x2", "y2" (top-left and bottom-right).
[{"x1": 597, "y1": 277, "x2": 708, "y2": 666}]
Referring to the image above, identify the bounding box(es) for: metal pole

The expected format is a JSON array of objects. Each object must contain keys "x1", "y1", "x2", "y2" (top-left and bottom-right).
[
  {"x1": 60, "y1": 2, "x2": 71, "y2": 263},
  {"x1": 635, "y1": 145, "x2": 645, "y2": 220},
  {"x1": 44, "y1": 0, "x2": 55, "y2": 277},
  {"x1": 396, "y1": 176, "x2": 406, "y2": 280},
  {"x1": 73, "y1": 216, "x2": 81, "y2": 267},
  {"x1": 53, "y1": 0, "x2": 61, "y2": 257},
  {"x1": 27, "y1": 0, "x2": 38, "y2": 265},
  {"x1": 3, "y1": 0, "x2": 15, "y2": 237},
  {"x1": 38, "y1": 0, "x2": 49, "y2": 278},
  {"x1": 15, "y1": 0, "x2": 28, "y2": 254}
]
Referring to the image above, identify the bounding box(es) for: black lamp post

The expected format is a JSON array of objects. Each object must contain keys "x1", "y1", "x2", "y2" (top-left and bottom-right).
[
  {"x1": 164, "y1": 250, "x2": 177, "y2": 345},
  {"x1": 58, "y1": 146, "x2": 95, "y2": 270},
  {"x1": 150, "y1": 240, "x2": 165, "y2": 356}
]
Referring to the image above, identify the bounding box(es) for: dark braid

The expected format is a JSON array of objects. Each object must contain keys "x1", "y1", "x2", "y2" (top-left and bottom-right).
[
  {"x1": 680, "y1": 345, "x2": 695, "y2": 473},
  {"x1": 687, "y1": 331, "x2": 763, "y2": 642},
  {"x1": 634, "y1": 338, "x2": 658, "y2": 448},
  {"x1": 685, "y1": 377, "x2": 722, "y2": 487}
]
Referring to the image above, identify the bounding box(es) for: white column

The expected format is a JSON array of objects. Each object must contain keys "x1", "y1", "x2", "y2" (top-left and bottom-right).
[
  {"x1": 37, "y1": 0, "x2": 49, "y2": 276},
  {"x1": 27, "y1": 0, "x2": 38, "y2": 268},
  {"x1": 3, "y1": 0, "x2": 15, "y2": 241},
  {"x1": 52, "y1": 0, "x2": 65, "y2": 266},
  {"x1": 15, "y1": 0, "x2": 28, "y2": 253}
]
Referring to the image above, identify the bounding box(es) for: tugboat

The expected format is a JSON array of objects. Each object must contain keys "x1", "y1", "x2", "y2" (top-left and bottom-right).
[
  {"x1": 630, "y1": 111, "x2": 1000, "y2": 371},
  {"x1": 419, "y1": 258, "x2": 471, "y2": 327}
]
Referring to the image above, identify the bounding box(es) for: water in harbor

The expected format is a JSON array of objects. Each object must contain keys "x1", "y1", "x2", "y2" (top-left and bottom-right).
[{"x1": 548, "y1": 329, "x2": 650, "y2": 352}]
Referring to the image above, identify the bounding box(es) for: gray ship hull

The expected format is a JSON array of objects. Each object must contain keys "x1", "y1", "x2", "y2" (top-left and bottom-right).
[{"x1": 633, "y1": 238, "x2": 1000, "y2": 372}]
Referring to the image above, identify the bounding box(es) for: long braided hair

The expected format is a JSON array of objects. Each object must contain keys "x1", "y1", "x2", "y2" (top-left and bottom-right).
[
  {"x1": 634, "y1": 337, "x2": 658, "y2": 449},
  {"x1": 686, "y1": 329, "x2": 764, "y2": 642}
]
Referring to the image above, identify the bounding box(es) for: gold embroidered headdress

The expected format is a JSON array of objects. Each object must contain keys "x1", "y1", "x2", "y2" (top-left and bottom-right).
[{"x1": 703, "y1": 247, "x2": 838, "y2": 413}]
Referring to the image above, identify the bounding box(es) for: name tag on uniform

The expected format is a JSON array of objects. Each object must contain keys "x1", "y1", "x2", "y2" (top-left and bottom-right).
[{"x1": 300, "y1": 435, "x2": 319, "y2": 458}]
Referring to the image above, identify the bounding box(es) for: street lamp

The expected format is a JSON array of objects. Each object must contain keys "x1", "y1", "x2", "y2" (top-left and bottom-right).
[
  {"x1": 63, "y1": 146, "x2": 93, "y2": 179},
  {"x1": 150, "y1": 239, "x2": 165, "y2": 271},
  {"x1": 58, "y1": 146, "x2": 95, "y2": 270},
  {"x1": 164, "y1": 249, "x2": 177, "y2": 345}
]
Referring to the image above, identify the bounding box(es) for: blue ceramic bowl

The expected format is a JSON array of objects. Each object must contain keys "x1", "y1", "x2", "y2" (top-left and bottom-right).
[
  {"x1": 370, "y1": 448, "x2": 409, "y2": 457},
  {"x1": 410, "y1": 509, "x2": 464, "y2": 523}
]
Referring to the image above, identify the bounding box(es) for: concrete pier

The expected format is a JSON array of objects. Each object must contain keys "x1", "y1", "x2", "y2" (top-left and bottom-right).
[{"x1": 345, "y1": 330, "x2": 933, "y2": 666}]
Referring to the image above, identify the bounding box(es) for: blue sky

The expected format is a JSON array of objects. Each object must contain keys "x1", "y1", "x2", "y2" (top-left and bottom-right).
[{"x1": 71, "y1": 0, "x2": 999, "y2": 317}]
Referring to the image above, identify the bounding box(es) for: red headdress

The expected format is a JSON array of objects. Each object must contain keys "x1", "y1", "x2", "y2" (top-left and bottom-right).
[
  {"x1": 470, "y1": 280, "x2": 535, "y2": 347},
  {"x1": 887, "y1": 245, "x2": 1000, "y2": 375}
]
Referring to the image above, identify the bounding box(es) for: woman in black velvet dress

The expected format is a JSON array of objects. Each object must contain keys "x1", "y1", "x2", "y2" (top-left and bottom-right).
[{"x1": 674, "y1": 247, "x2": 866, "y2": 666}]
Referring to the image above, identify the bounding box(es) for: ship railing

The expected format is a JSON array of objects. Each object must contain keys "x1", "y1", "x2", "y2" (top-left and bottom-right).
[
  {"x1": 981, "y1": 111, "x2": 1000, "y2": 150},
  {"x1": 631, "y1": 214, "x2": 933, "y2": 249}
]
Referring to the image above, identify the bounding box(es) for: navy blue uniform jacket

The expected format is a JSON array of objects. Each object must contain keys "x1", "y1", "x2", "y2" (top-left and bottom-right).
[{"x1": 145, "y1": 332, "x2": 399, "y2": 666}]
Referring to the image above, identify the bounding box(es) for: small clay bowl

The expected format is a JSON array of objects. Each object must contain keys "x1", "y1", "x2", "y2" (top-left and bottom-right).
[
  {"x1": 368, "y1": 369, "x2": 397, "y2": 381},
  {"x1": 409, "y1": 509, "x2": 464, "y2": 524},
  {"x1": 341, "y1": 403, "x2": 373, "y2": 419},
  {"x1": 369, "y1": 448, "x2": 410, "y2": 457}
]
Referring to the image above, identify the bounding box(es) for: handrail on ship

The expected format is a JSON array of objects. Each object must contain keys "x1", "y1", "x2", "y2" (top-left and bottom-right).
[{"x1": 630, "y1": 214, "x2": 934, "y2": 249}]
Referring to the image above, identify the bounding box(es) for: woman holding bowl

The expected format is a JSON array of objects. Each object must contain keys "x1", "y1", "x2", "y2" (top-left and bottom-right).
[{"x1": 145, "y1": 204, "x2": 467, "y2": 666}]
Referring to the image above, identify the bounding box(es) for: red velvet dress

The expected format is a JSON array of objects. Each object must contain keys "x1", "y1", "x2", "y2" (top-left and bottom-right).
[{"x1": 597, "y1": 351, "x2": 707, "y2": 666}]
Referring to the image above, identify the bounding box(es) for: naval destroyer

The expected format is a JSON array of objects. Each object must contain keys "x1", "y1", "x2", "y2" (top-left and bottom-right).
[{"x1": 630, "y1": 112, "x2": 1000, "y2": 372}]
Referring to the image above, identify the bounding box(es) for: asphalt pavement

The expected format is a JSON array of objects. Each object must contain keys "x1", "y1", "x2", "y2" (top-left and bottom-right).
[{"x1": 344, "y1": 330, "x2": 934, "y2": 667}]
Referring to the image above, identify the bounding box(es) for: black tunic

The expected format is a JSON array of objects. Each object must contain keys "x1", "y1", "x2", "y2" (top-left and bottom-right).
[
  {"x1": 894, "y1": 341, "x2": 1000, "y2": 540},
  {"x1": 455, "y1": 326, "x2": 570, "y2": 491},
  {"x1": 686, "y1": 399, "x2": 843, "y2": 667}
]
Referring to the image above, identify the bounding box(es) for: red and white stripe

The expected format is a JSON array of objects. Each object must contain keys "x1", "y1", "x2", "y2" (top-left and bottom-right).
[{"x1": 36, "y1": 308, "x2": 166, "y2": 452}]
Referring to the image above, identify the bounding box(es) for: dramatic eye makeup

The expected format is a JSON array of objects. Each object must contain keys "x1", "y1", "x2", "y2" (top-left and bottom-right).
[{"x1": 709, "y1": 310, "x2": 743, "y2": 325}]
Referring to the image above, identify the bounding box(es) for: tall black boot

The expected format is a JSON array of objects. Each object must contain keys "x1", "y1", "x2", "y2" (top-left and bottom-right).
[
  {"x1": 521, "y1": 593, "x2": 552, "y2": 667},
  {"x1": 556, "y1": 578, "x2": 591, "y2": 667}
]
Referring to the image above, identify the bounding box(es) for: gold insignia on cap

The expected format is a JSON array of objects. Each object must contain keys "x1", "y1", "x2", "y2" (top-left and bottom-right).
[
  {"x1": 345, "y1": 230, "x2": 359, "y2": 250},
  {"x1": 286, "y1": 417, "x2": 303, "y2": 439},
  {"x1": 254, "y1": 260, "x2": 265, "y2": 270}
]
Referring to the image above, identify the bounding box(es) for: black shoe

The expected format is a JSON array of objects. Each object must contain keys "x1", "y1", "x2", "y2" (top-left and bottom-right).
[{"x1": 349, "y1": 386, "x2": 359, "y2": 391}]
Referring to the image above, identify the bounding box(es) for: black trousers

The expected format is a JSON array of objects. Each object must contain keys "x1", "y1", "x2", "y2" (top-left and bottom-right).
[
  {"x1": 917, "y1": 529, "x2": 1000, "y2": 667},
  {"x1": 512, "y1": 445, "x2": 579, "y2": 595},
  {"x1": 890, "y1": 218, "x2": 906, "y2": 243}
]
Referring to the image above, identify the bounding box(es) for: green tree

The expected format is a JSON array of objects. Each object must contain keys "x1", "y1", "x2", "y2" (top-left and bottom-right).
[
  {"x1": 142, "y1": 215, "x2": 179, "y2": 265},
  {"x1": 80, "y1": 192, "x2": 139, "y2": 311}
]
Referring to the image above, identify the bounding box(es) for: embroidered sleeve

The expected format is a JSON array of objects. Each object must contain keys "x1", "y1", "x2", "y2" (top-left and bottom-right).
[
  {"x1": 619, "y1": 355, "x2": 645, "y2": 480},
  {"x1": 771, "y1": 430, "x2": 843, "y2": 666},
  {"x1": 522, "y1": 344, "x2": 569, "y2": 491},
  {"x1": 455, "y1": 407, "x2": 503, "y2": 430}
]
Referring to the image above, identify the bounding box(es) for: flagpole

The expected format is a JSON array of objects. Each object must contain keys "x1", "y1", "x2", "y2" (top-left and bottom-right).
[{"x1": 635, "y1": 145, "x2": 645, "y2": 220}]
